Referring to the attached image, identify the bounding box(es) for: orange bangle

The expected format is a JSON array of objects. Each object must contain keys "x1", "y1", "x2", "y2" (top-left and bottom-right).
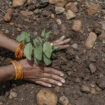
[
  {"x1": 10, "y1": 60, "x2": 23, "y2": 80},
  {"x1": 15, "y1": 42, "x2": 24, "y2": 59}
]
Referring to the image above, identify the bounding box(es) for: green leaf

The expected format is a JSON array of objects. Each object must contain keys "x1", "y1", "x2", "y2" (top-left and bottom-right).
[
  {"x1": 43, "y1": 42, "x2": 52, "y2": 58},
  {"x1": 34, "y1": 45, "x2": 42, "y2": 61},
  {"x1": 16, "y1": 31, "x2": 30, "y2": 43},
  {"x1": 24, "y1": 43, "x2": 33, "y2": 60},
  {"x1": 34, "y1": 56, "x2": 39, "y2": 65},
  {"x1": 33, "y1": 37, "x2": 42, "y2": 46},
  {"x1": 45, "y1": 31, "x2": 51, "y2": 41},
  {"x1": 41, "y1": 29, "x2": 46, "y2": 37},
  {"x1": 43, "y1": 55, "x2": 51, "y2": 65},
  {"x1": 53, "y1": 46, "x2": 59, "y2": 51}
]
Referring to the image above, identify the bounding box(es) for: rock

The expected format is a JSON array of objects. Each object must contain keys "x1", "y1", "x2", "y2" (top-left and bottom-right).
[
  {"x1": 55, "y1": 0, "x2": 68, "y2": 7},
  {"x1": 85, "y1": 32, "x2": 97, "y2": 49},
  {"x1": 72, "y1": 20, "x2": 82, "y2": 32},
  {"x1": 97, "y1": 77, "x2": 105, "y2": 89},
  {"x1": 5, "y1": 30, "x2": 9, "y2": 34},
  {"x1": 71, "y1": 43, "x2": 78, "y2": 49},
  {"x1": 4, "y1": 8, "x2": 13, "y2": 22},
  {"x1": 51, "y1": 14, "x2": 55, "y2": 18},
  {"x1": 86, "y1": 3, "x2": 100, "y2": 15},
  {"x1": 100, "y1": 30, "x2": 105, "y2": 39},
  {"x1": 16, "y1": 28, "x2": 21, "y2": 32},
  {"x1": 56, "y1": 19, "x2": 62, "y2": 25},
  {"x1": 65, "y1": 2, "x2": 78, "y2": 13},
  {"x1": 27, "y1": 0, "x2": 34, "y2": 4},
  {"x1": 20, "y1": 11, "x2": 33, "y2": 16},
  {"x1": 65, "y1": 10, "x2": 76, "y2": 20},
  {"x1": 90, "y1": 88, "x2": 96, "y2": 94},
  {"x1": 55, "y1": 6, "x2": 65, "y2": 14},
  {"x1": 0, "y1": 102, "x2": 3, "y2": 105},
  {"x1": 9, "y1": 91, "x2": 17, "y2": 99},
  {"x1": 12, "y1": 0, "x2": 26, "y2": 7},
  {"x1": 37, "y1": 89, "x2": 58, "y2": 105},
  {"x1": 89, "y1": 63, "x2": 96, "y2": 74},
  {"x1": 59, "y1": 96, "x2": 69, "y2": 105},
  {"x1": 81, "y1": 85, "x2": 90, "y2": 93}
]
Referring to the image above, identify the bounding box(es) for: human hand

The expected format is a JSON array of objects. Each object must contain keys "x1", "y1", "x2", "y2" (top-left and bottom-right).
[
  {"x1": 52, "y1": 36, "x2": 71, "y2": 50},
  {"x1": 19, "y1": 59, "x2": 65, "y2": 87}
]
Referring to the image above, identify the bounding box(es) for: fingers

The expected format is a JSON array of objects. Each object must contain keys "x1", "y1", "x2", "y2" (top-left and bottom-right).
[
  {"x1": 59, "y1": 45, "x2": 70, "y2": 50},
  {"x1": 44, "y1": 68, "x2": 64, "y2": 77},
  {"x1": 54, "y1": 36, "x2": 65, "y2": 43},
  {"x1": 43, "y1": 73, "x2": 65, "y2": 83},
  {"x1": 57, "y1": 39, "x2": 71, "y2": 45},
  {"x1": 39, "y1": 78, "x2": 63, "y2": 86},
  {"x1": 35, "y1": 81, "x2": 52, "y2": 87}
]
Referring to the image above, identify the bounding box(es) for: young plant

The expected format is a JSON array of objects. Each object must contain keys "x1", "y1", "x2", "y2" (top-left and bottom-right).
[{"x1": 16, "y1": 30, "x2": 59, "y2": 65}]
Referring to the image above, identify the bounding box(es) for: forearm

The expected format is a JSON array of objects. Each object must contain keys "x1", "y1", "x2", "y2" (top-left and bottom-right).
[
  {"x1": 0, "y1": 32, "x2": 18, "y2": 52},
  {"x1": 0, "y1": 65, "x2": 15, "y2": 82}
]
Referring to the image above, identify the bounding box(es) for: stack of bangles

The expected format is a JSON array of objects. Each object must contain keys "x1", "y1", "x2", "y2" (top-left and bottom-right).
[
  {"x1": 15, "y1": 42, "x2": 24, "y2": 59},
  {"x1": 10, "y1": 60, "x2": 23, "y2": 80}
]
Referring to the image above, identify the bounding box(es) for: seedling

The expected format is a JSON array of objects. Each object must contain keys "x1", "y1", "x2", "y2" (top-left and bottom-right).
[{"x1": 16, "y1": 30, "x2": 59, "y2": 65}]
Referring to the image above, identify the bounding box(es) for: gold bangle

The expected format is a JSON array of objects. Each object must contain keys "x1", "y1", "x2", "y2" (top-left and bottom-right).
[
  {"x1": 10, "y1": 60, "x2": 23, "y2": 80},
  {"x1": 15, "y1": 42, "x2": 24, "y2": 59}
]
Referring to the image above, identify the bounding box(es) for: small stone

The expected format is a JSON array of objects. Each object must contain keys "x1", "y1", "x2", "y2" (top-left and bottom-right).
[
  {"x1": 9, "y1": 91, "x2": 17, "y2": 99},
  {"x1": 86, "y1": 3, "x2": 100, "y2": 15},
  {"x1": 4, "y1": 8, "x2": 13, "y2": 22},
  {"x1": 55, "y1": 0, "x2": 68, "y2": 7},
  {"x1": 0, "y1": 18, "x2": 3, "y2": 23},
  {"x1": 20, "y1": 11, "x2": 33, "y2": 17},
  {"x1": 89, "y1": 63, "x2": 96, "y2": 74},
  {"x1": 71, "y1": 43, "x2": 78, "y2": 49},
  {"x1": 59, "y1": 96, "x2": 69, "y2": 105},
  {"x1": 66, "y1": 2, "x2": 78, "y2": 13},
  {"x1": 12, "y1": 0, "x2": 26, "y2": 7},
  {"x1": 27, "y1": 0, "x2": 34, "y2": 4},
  {"x1": 81, "y1": 85, "x2": 90, "y2": 93},
  {"x1": 5, "y1": 30, "x2": 9, "y2": 34},
  {"x1": 51, "y1": 14, "x2": 55, "y2": 18},
  {"x1": 90, "y1": 88, "x2": 96, "y2": 94},
  {"x1": 9, "y1": 22, "x2": 14, "y2": 25},
  {"x1": 56, "y1": 19, "x2": 62, "y2": 25},
  {"x1": 37, "y1": 89, "x2": 58, "y2": 105},
  {"x1": 72, "y1": 20, "x2": 82, "y2": 32},
  {"x1": 0, "y1": 102, "x2": 3, "y2": 105},
  {"x1": 55, "y1": 6, "x2": 65, "y2": 14},
  {"x1": 16, "y1": 28, "x2": 21, "y2": 32},
  {"x1": 65, "y1": 10, "x2": 76, "y2": 20},
  {"x1": 97, "y1": 77, "x2": 105, "y2": 89},
  {"x1": 85, "y1": 32, "x2": 97, "y2": 49}
]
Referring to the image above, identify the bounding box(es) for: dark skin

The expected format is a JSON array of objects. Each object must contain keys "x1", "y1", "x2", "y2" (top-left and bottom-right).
[{"x1": 0, "y1": 32, "x2": 70, "y2": 87}]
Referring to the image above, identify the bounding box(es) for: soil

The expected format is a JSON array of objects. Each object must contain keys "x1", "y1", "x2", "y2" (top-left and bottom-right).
[{"x1": 0, "y1": 0, "x2": 105, "y2": 105}]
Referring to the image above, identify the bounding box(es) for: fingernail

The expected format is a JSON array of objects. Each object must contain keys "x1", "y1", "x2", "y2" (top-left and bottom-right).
[
  {"x1": 58, "y1": 83, "x2": 62, "y2": 86},
  {"x1": 61, "y1": 73, "x2": 64, "y2": 77},
  {"x1": 61, "y1": 79, "x2": 65, "y2": 83},
  {"x1": 48, "y1": 85, "x2": 52, "y2": 87}
]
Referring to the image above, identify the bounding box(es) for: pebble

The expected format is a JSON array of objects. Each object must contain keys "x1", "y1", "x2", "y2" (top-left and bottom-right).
[
  {"x1": 90, "y1": 88, "x2": 96, "y2": 94},
  {"x1": 12, "y1": 0, "x2": 26, "y2": 7},
  {"x1": 4, "y1": 8, "x2": 13, "y2": 22},
  {"x1": 65, "y1": 10, "x2": 76, "y2": 20},
  {"x1": 5, "y1": 30, "x2": 9, "y2": 34},
  {"x1": 20, "y1": 11, "x2": 33, "y2": 17},
  {"x1": 86, "y1": 3, "x2": 100, "y2": 15},
  {"x1": 72, "y1": 20, "x2": 82, "y2": 32},
  {"x1": 97, "y1": 77, "x2": 105, "y2": 89},
  {"x1": 89, "y1": 63, "x2": 96, "y2": 74},
  {"x1": 56, "y1": 19, "x2": 62, "y2": 25},
  {"x1": 9, "y1": 91, "x2": 17, "y2": 99},
  {"x1": 81, "y1": 85, "x2": 90, "y2": 93},
  {"x1": 51, "y1": 14, "x2": 55, "y2": 18},
  {"x1": 59, "y1": 96, "x2": 69, "y2": 105},
  {"x1": 71, "y1": 43, "x2": 78, "y2": 49},
  {"x1": 65, "y1": 2, "x2": 78, "y2": 13},
  {"x1": 55, "y1": 6, "x2": 65, "y2": 14},
  {"x1": 37, "y1": 89, "x2": 58, "y2": 105},
  {"x1": 85, "y1": 32, "x2": 97, "y2": 49},
  {"x1": 54, "y1": 86, "x2": 61, "y2": 92}
]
